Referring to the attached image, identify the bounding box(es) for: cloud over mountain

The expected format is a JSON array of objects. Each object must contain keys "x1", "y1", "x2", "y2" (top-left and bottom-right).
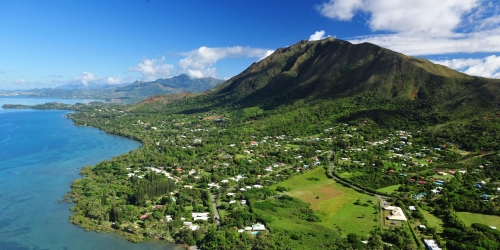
[{"x1": 317, "y1": 0, "x2": 500, "y2": 56}]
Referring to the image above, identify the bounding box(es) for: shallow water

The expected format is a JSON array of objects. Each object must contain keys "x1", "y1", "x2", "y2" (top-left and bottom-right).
[{"x1": 0, "y1": 97, "x2": 177, "y2": 250}]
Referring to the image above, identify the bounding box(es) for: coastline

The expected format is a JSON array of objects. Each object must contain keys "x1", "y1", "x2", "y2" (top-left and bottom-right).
[{"x1": 0, "y1": 97, "x2": 177, "y2": 249}]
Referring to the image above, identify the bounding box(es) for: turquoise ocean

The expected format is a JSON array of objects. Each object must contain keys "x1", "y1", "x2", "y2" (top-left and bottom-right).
[{"x1": 0, "y1": 97, "x2": 177, "y2": 250}]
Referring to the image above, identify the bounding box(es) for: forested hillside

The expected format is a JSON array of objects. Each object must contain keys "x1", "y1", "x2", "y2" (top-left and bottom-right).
[{"x1": 16, "y1": 38, "x2": 500, "y2": 249}]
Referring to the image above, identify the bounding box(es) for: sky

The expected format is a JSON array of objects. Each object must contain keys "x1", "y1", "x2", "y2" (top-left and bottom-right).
[{"x1": 0, "y1": 0, "x2": 499, "y2": 90}]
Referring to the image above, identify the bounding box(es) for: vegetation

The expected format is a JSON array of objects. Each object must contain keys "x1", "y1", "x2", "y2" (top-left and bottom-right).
[{"x1": 8, "y1": 38, "x2": 500, "y2": 249}]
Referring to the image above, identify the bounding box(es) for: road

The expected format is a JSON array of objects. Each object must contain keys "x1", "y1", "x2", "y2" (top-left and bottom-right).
[
  {"x1": 327, "y1": 150, "x2": 389, "y2": 201},
  {"x1": 327, "y1": 150, "x2": 388, "y2": 226},
  {"x1": 210, "y1": 194, "x2": 221, "y2": 226}
]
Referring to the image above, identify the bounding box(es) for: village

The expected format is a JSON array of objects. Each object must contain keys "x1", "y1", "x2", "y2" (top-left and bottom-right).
[{"x1": 61, "y1": 103, "x2": 500, "y2": 249}]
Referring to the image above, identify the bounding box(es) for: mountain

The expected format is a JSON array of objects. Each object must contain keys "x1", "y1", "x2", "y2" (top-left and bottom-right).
[
  {"x1": 136, "y1": 38, "x2": 500, "y2": 138},
  {"x1": 0, "y1": 74, "x2": 223, "y2": 102},
  {"x1": 213, "y1": 37, "x2": 499, "y2": 109},
  {"x1": 112, "y1": 74, "x2": 222, "y2": 98},
  {"x1": 56, "y1": 82, "x2": 129, "y2": 90}
]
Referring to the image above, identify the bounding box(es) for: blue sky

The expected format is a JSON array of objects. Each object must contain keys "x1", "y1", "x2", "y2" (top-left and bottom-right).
[{"x1": 0, "y1": 0, "x2": 499, "y2": 90}]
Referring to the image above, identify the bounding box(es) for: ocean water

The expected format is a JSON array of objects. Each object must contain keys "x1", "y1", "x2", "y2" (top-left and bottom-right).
[{"x1": 0, "y1": 97, "x2": 177, "y2": 250}]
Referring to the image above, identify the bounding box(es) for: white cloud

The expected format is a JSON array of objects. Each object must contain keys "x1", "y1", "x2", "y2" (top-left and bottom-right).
[
  {"x1": 309, "y1": 30, "x2": 327, "y2": 41},
  {"x1": 317, "y1": 0, "x2": 364, "y2": 21},
  {"x1": 106, "y1": 76, "x2": 122, "y2": 84},
  {"x1": 259, "y1": 50, "x2": 275, "y2": 60},
  {"x1": 178, "y1": 46, "x2": 274, "y2": 78},
  {"x1": 316, "y1": 0, "x2": 500, "y2": 56},
  {"x1": 432, "y1": 55, "x2": 500, "y2": 78},
  {"x1": 13, "y1": 79, "x2": 26, "y2": 83},
  {"x1": 70, "y1": 72, "x2": 125, "y2": 85},
  {"x1": 129, "y1": 56, "x2": 174, "y2": 81},
  {"x1": 318, "y1": 0, "x2": 479, "y2": 35},
  {"x1": 71, "y1": 71, "x2": 97, "y2": 85},
  {"x1": 187, "y1": 68, "x2": 217, "y2": 79}
]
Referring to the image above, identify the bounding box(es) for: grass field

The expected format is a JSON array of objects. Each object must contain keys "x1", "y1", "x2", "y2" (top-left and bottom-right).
[
  {"x1": 376, "y1": 184, "x2": 401, "y2": 194},
  {"x1": 421, "y1": 210, "x2": 444, "y2": 232},
  {"x1": 270, "y1": 167, "x2": 379, "y2": 236},
  {"x1": 457, "y1": 212, "x2": 500, "y2": 228},
  {"x1": 338, "y1": 171, "x2": 363, "y2": 179},
  {"x1": 432, "y1": 174, "x2": 454, "y2": 181}
]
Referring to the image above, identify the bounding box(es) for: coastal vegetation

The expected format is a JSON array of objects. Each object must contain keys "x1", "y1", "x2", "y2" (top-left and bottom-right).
[{"x1": 6, "y1": 38, "x2": 500, "y2": 249}]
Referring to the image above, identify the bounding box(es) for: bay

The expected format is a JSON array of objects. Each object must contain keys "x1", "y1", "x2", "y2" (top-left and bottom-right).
[{"x1": 0, "y1": 97, "x2": 178, "y2": 250}]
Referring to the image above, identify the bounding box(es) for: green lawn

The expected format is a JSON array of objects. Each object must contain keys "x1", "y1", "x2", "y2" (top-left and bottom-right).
[
  {"x1": 234, "y1": 154, "x2": 250, "y2": 160},
  {"x1": 338, "y1": 171, "x2": 363, "y2": 179},
  {"x1": 270, "y1": 167, "x2": 379, "y2": 236},
  {"x1": 432, "y1": 174, "x2": 454, "y2": 181},
  {"x1": 376, "y1": 184, "x2": 401, "y2": 194},
  {"x1": 457, "y1": 212, "x2": 500, "y2": 228},
  {"x1": 421, "y1": 210, "x2": 444, "y2": 233}
]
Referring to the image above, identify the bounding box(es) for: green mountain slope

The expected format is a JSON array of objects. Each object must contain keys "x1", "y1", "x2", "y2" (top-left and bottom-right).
[
  {"x1": 135, "y1": 38, "x2": 500, "y2": 146},
  {"x1": 212, "y1": 38, "x2": 498, "y2": 108}
]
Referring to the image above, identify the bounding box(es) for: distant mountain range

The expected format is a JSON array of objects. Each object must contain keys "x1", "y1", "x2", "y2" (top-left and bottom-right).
[{"x1": 0, "y1": 74, "x2": 223, "y2": 102}]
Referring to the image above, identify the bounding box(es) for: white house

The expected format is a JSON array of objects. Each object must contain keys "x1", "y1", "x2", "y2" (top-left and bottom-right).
[
  {"x1": 252, "y1": 223, "x2": 266, "y2": 231},
  {"x1": 192, "y1": 212, "x2": 210, "y2": 221},
  {"x1": 384, "y1": 206, "x2": 407, "y2": 221},
  {"x1": 423, "y1": 239, "x2": 442, "y2": 250}
]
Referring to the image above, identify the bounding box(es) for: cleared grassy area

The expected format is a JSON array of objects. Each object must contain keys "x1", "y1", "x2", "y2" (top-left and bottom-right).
[
  {"x1": 338, "y1": 171, "x2": 363, "y2": 179},
  {"x1": 376, "y1": 184, "x2": 401, "y2": 194},
  {"x1": 432, "y1": 174, "x2": 454, "y2": 181},
  {"x1": 457, "y1": 212, "x2": 500, "y2": 228},
  {"x1": 234, "y1": 154, "x2": 250, "y2": 160},
  {"x1": 271, "y1": 167, "x2": 379, "y2": 236},
  {"x1": 421, "y1": 210, "x2": 444, "y2": 233}
]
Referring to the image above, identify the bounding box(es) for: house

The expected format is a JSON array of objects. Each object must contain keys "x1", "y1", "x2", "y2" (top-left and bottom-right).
[
  {"x1": 140, "y1": 214, "x2": 148, "y2": 220},
  {"x1": 384, "y1": 206, "x2": 407, "y2": 221},
  {"x1": 244, "y1": 226, "x2": 253, "y2": 231},
  {"x1": 490, "y1": 226, "x2": 497, "y2": 230},
  {"x1": 480, "y1": 194, "x2": 490, "y2": 200},
  {"x1": 418, "y1": 225, "x2": 427, "y2": 229},
  {"x1": 474, "y1": 183, "x2": 483, "y2": 189},
  {"x1": 192, "y1": 212, "x2": 210, "y2": 221},
  {"x1": 165, "y1": 215, "x2": 173, "y2": 222},
  {"x1": 423, "y1": 239, "x2": 442, "y2": 250},
  {"x1": 252, "y1": 223, "x2": 266, "y2": 231},
  {"x1": 417, "y1": 180, "x2": 428, "y2": 185},
  {"x1": 409, "y1": 206, "x2": 416, "y2": 211},
  {"x1": 241, "y1": 200, "x2": 247, "y2": 205}
]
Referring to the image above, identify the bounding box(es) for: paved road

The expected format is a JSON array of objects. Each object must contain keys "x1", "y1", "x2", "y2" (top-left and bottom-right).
[{"x1": 210, "y1": 194, "x2": 221, "y2": 226}]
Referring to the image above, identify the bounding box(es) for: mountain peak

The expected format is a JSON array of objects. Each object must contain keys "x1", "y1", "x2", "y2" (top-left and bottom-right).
[{"x1": 212, "y1": 38, "x2": 499, "y2": 109}]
